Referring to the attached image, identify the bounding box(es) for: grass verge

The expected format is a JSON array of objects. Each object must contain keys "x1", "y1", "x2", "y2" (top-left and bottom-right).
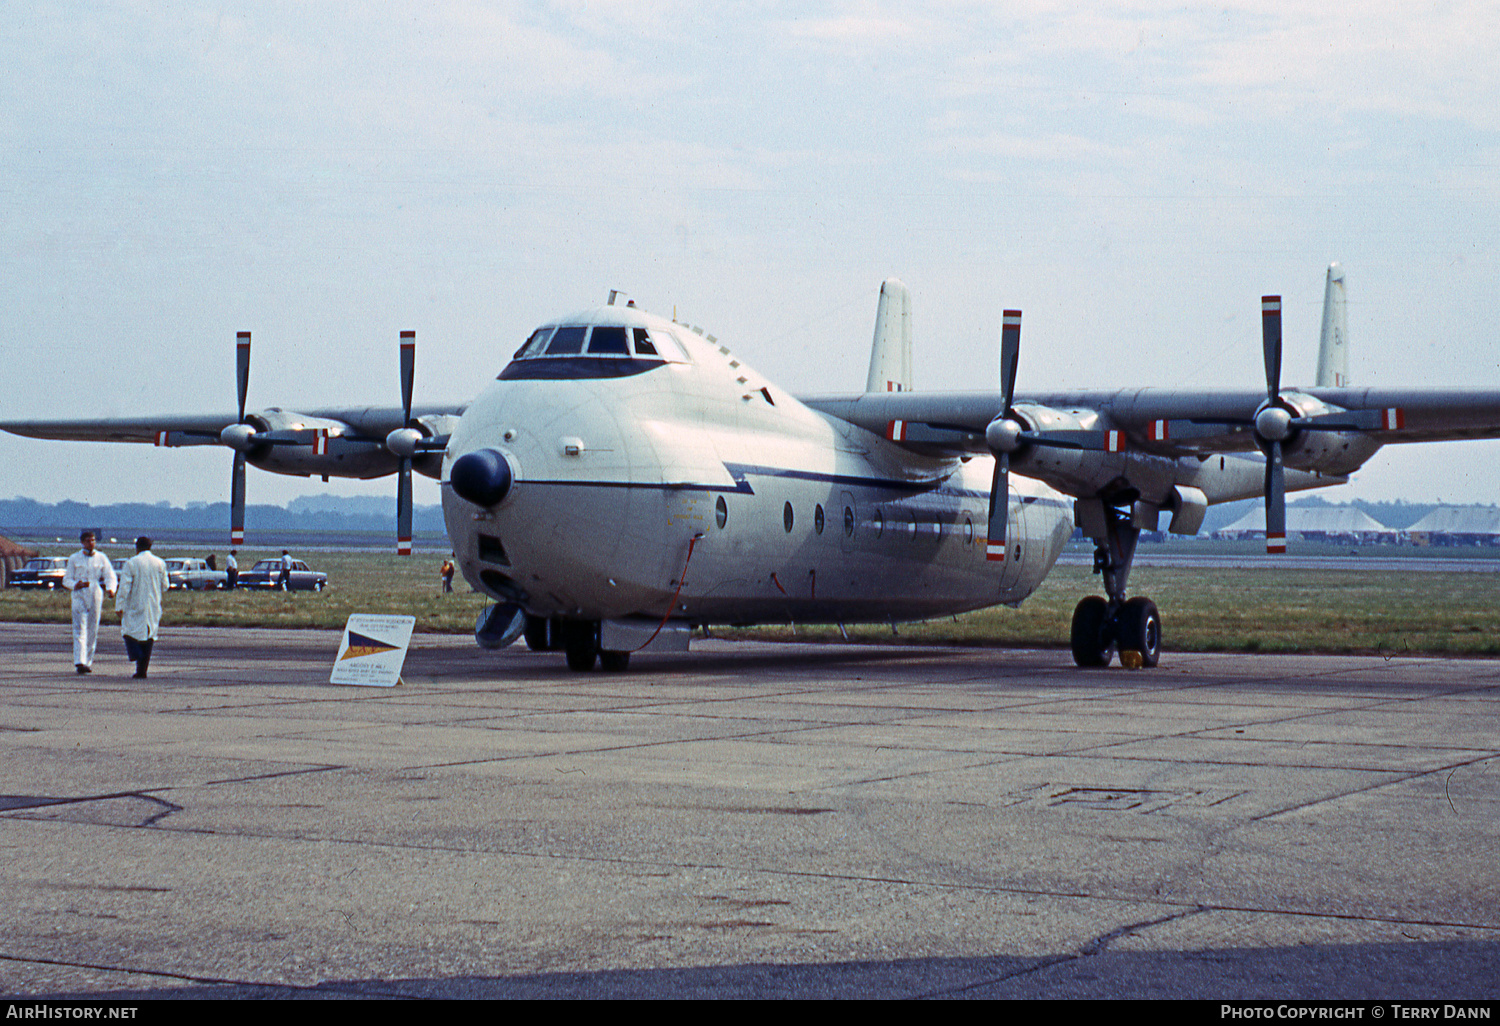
[{"x1": 4, "y1": 550, "x2": 1497, "y2": 657}]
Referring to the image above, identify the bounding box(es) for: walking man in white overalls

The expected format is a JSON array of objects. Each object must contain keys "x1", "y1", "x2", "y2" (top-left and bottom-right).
[{"x1": 62, "y1": 530, "x2": 117, "y2": 674}]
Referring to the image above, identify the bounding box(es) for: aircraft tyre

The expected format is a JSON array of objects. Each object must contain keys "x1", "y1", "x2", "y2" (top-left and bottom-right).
[
  {"x1": 599, "y1": 650, "x2": 631, "y2": 673},
  {"x1": 560, "y1": 620, "x2": 598, "y2": 672},
  {"x1": 1070, "y1": 596, "x2": 1112, "y2": 668},
  {"x1": 1117, "y1": 596, "x2": 1161, "y2": 668}
]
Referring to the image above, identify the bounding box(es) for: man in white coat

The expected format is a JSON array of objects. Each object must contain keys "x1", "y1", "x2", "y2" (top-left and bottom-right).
[
  {"x1": 116, "y1": 536, "x2": 169, "y2": 680},
  {"x1": 61, "y1": 530, "x2": 117, "y2": 674}
]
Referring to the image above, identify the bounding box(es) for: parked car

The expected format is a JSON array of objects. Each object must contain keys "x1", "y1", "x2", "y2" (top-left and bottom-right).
[
  {"x1": 163, "y1": 558, "x2": 228, "y2": 591},
  {"x1": 237, "y1": 557, "x2": 328, "y2": 592},
  {"x1": 10, "y1": 556, "x2": 69, "y2": 590}
]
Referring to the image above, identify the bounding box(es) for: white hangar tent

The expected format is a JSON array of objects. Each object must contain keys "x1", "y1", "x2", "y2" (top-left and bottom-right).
[
  {"x1": 1406, "y1": 507, "x2": 1500, "y2": 546},
  {"x1": 1213, "y1": 506, "x2": 1400, "y2": 543}
]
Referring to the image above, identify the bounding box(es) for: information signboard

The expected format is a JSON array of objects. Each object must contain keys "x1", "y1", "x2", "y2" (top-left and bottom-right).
[{"x1": 330, "y1": 614, "x2": 416, "y2": 687}]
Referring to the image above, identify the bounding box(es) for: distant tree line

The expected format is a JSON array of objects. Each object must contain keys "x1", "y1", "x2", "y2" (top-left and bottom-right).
[{"x1": 0, "y1": 496, "x2": 446, "y2": 535}]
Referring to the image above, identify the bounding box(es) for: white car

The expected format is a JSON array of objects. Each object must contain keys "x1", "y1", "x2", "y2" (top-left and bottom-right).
[{"x1": 163, "y1": 558, "x2": 228, "y2": 591}]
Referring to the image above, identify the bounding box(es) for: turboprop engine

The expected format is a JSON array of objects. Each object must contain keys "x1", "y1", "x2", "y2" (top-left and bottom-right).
[
  {"x1": 999, "y1": 403, "x2": 1126, "y2": 494},
  {"x1": 1253, "y1": 392, "x2": 1382, "y2": 477},
  {"x1": 221, "y1": 410, "x2": 398, "y2": 479}
]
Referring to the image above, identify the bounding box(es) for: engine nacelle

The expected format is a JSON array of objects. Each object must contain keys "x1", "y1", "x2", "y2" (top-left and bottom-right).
[
  {"x1": 1263, "y1": 392, "x2": 1382, "y2": 476},
  {"x1": 242, "y1": 410, "x2": 397, "y2": 480},
  {"x1": 410, "y1": 413, "x2": 459, "y2": 479},
  {"x1": 1005, "y1": 403, "x2": 1124, "y2": 496}
]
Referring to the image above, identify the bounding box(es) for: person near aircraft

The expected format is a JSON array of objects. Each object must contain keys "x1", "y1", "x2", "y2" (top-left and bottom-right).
[
  {"x1": 61, "y1": 530, "x2": 117, "y2": 674},
  {"x1": 116, "y1": 536, "x2": 169, "y2": 680},
  {"x1": 225, "y1": 549, "x2": 238, "y2": 590},
  {"x1": 277, "y1": 549, "x2": 293, "y2": 591},
  {"x1": 440, "y1": 557, "x2": 455, "y2": 593}
]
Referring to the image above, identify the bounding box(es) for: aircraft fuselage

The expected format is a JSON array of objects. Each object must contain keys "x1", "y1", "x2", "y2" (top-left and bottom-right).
[{"x1": 441, "y1": 306, "x2": 1074, "y2": 628}]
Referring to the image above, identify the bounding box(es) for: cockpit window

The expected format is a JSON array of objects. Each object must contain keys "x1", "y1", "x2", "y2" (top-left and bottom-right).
[
  {"x1": 504, "y1": 319, "x2": 696, "y2": 375},
  {"x1": 516, "y1": 327, "x2": 554, "y2": 358},
  {"x1": 546, "y1": 325, "x2": 588, "y2": 354},
  {"x1": 588, "y1": 326, "x2": 629, "y2": 355}
]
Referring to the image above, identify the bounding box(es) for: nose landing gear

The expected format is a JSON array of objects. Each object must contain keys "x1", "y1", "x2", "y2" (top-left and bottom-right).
[{"x1": 523, "y1": 616, "x2": 633, "y2": 673}]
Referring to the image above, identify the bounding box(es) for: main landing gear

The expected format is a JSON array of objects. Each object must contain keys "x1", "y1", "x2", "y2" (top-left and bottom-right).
[
  {"x1": 1070, "y1": 505, "x2": 1162, "y2": 669},
  {"x1": 524, "y1": 615, "x2": 632, "y2": 673}
]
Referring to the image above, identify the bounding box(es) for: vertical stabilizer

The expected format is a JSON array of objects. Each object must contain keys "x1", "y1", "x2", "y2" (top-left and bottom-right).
[
  {"x1": 865, "y1": 278, "x2": 913, "y2": 392},
  {"x1": 1316, "y1": 262, "x2": 1349, "y2": 387}
]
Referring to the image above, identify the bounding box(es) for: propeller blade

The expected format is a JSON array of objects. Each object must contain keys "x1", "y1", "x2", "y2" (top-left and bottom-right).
[
  {"x1": 1022, "y1": 428, "x2": 1127, "y2": 453},
  {"x1": 999, "y1": 310, "x2": 1021, "y2": 413},
  {"x1": 1259, "y1": 295, "x2": 1289, "y2": 555},
  {"x1": 1292, "y1": 407, "x2": 1403, "y2": 433},
  {"x1": 231, "y1": 331, "x2": 251, "y2": 545},
  {"x1": 400, "y1": 330, "x2": 415, "y2": 426},
  {"x1": 985, "y1": 310, "x2": 1023, "y2": 563},
  {"x1": 1261, "y1": 295, "x2": 1282, "y2": 403},
  {"x1": 397, "y1": 330, "x2": 416, "y2": 555},
  {"x1": 397, "y1": 459, "x2": 413, "y2": 556},
  {"x1": 230, "y1": 451, "x2": 246, "y2": 547},
  {"x1": 236, "y1": 331, "x2": 251, "y2": 424},
  {"x1": 986, "y1": 452, "x2": 1009, "y2": 562},
  {"x1": 1264, "y1": 441, "x2": 1286, "y2": 554}
]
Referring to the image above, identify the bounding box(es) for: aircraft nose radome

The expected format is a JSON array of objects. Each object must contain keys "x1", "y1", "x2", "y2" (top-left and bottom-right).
[{"x1": 450, "y1": 448, "x2": 514, "y2": 507}]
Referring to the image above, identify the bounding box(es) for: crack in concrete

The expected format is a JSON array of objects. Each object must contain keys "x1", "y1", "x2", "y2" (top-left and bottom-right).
[{"x1": 917, "y1": 906, "x2": 1209, "y2": 998}]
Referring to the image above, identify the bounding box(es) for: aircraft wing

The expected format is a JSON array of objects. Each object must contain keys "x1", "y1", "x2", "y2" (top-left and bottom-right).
[
  {"x1": 1304, "y1": 388, "x2": 1500, "y2": 444},
  {"x1": 0, "y1": 414, "x2": 238, "y2": 445},
  {"x1": 0, "y1": 405, "x2": 467, "y2": 446},
  {"x1": 802, "y1": 387, "x2": 1500, "y2": 457}
]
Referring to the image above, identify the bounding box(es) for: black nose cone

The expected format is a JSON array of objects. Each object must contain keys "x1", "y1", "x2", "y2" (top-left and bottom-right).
[{"x1": 450, "y1": 448, "x2": 513, "y2": 507}]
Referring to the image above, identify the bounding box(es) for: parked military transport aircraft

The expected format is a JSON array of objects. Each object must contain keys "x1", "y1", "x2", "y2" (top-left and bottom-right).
[{"x1": 8, "y1": 264, "x2": 1500, "y2": 671}]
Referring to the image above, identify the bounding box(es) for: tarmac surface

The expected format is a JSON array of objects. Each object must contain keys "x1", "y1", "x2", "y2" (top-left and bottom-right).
[{"x1": 1, "y1": 621, "x2": 1497, "y2": 1000}]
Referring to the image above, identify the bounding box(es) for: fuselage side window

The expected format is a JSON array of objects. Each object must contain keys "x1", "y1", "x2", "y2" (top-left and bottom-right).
[
  {"x1": 516, "y1": 327, "x2": 554, "y2": 358},
  {"x1": 589, "y1": 326, "x2": 629, "y2": 355},
  {"x1": 546, "y1": 326, "x2": 588, "y2": 355}
]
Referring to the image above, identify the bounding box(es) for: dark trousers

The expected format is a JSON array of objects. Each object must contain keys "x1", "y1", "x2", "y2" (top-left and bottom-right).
[{"x1": 123, "y1": 635, "x2": 155, "y2": 678}]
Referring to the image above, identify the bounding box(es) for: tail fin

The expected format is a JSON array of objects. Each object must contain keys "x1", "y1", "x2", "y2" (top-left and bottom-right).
[
  {"x1": 1316, "y1": 262, "x2": 1349, "y2": 387},
  {"x1": 865, "y1": 278, "x2": 913, "y2": 392}
]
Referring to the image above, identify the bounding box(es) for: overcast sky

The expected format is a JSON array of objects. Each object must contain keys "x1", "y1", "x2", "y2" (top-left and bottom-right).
[{"x1": 5, "y1": 1, "x2": 1500, "y2": 514}]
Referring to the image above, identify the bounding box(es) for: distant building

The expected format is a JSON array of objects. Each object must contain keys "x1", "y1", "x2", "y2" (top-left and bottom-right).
[
  {"x1": 1213, "y1": 506, "x2": 1400, "y2": 545},
  {"x1": 1406, "y1": 507, "x2": 1500, "y2": 547}
]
